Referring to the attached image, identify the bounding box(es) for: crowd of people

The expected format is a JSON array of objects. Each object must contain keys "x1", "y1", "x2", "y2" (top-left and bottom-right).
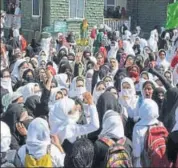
[{"x1": 0, "y1": 11, "x2": 178, "y2": 167}]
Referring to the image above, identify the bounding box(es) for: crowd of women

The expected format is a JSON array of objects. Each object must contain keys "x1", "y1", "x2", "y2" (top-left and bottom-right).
[{"x1": 0, "y1": 23, "x2": 178, "y2": 167}]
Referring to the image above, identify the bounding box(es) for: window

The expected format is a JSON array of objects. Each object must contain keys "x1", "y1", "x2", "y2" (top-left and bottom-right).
[
  {"x1": 32, "y1": 0, "x2": 40, "y2": 16},
  {"x1": 70, "y1": 0, "x2": 85, "y2": 19},
  {"x1": 105, "y1": 0, "x2": 115, "y2": 10}
]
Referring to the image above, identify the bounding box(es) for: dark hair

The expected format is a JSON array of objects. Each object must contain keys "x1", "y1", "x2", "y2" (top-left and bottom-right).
[
  {"x1": 0, "y1": 68, "x2": 10, "y2": 78},
  {"x1": 46, "y1": 61, "x2": 53, "y2": 67},
  {"x1": 64, "y1": 138, "x2": 94, "y2": 168},
  {"x1": 142, "y1": 81, "x2": 155, "y2": 90}
]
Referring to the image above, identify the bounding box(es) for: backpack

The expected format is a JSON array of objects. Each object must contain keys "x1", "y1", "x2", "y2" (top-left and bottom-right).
[
  {"x1": 25, "y1": 145, "x2": 53, "y2": 168},
  {"x1": 100, "y1": 137, "x2": 133, "y2": 168},
  {"x1": 21, "y1": 36, "x2": 27, "y2": 51},
  {"x1": 142, "y1": 123, "x2": 171, "y2": 167}
]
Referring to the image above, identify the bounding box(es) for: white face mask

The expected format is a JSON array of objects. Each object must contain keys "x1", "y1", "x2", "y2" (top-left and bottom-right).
[
  {"x1": 105, "y1": 82, "x2": 113, "y2": 88},
  {"x1": 121, "y1": 89, "x2": 132, "y2": 97},
  {"x1": 75, "y1": 87, "x2": 86, "y2": 99},
  {"x1": 69, "y1": 110, "x2": 81, "y2": 123},
  {"x1": 95, "y1": 90, "x2": 104, "y2": 99},
  {"x1": 34, "y1": 91, "x2": 42, "y2": 98}
]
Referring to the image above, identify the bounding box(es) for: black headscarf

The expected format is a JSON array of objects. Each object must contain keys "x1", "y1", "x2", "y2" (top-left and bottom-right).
[
  {"x1": 58, "y1": 60, "x2": 73, "y2": 75},
  {"x1": 24, "y1": 95, "x2": 40, "y2": 117},
  {"x1": 88, "y1": 92, "x2": 121, "y2": 142},
  {"x1": 2, "y1": 103, "x2": 24, "y2": 135},
  {"x1": 114, "y1": 68, "x2": 127, "y2": 92},
  {"x1": 152, "y1": 87, "x2": 166, "y2": 120},
  {"x1": 22, "y1": 69, "x2": 36, "y2": 83},
  {"x1": 64, "y1": 138, "x2": 94, "y2": 168},
  {"x1": 98, "y1": 63, "x2": 111, "y2": 80},
  {"x1": 163, "y1": 87, "x2": 178, "y2": 132}
]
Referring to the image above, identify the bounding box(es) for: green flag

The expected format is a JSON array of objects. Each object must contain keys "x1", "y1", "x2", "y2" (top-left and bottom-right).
[{"x1": 166, "y1": 2, "x2": 178, "y2": 29}]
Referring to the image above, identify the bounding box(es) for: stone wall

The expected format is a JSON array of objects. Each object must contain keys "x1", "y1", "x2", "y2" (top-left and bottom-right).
[{"x1": 127, "y1": 0, "x2": 170, "y2": 36}]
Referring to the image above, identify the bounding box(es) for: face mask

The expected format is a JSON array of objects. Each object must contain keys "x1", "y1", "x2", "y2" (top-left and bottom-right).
[
  {"x1": 122, "y1": 89, "x2": 132, "y2": 97},
  {"x1": 76, "y1": 87, "x2": 86, "y2": 99},
  {"x1": 34, "y1": 91, "x2": 42, "y2": 98},
  {"x1": 69, "y1": 110, "x2": 81, "y2": 123},
  {"x1": 95, "y1": 90, "x2": 105, "y2": 99},
  {"x1": 105, "y1": 82, "x2": 113, "y2": 88}
]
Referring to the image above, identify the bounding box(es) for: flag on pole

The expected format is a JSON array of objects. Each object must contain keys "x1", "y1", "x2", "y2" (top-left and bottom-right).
[{"x1": 166, "y1": 2, "x2": 178, "y2": 30}]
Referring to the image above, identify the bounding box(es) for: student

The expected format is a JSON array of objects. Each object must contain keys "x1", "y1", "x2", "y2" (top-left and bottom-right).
[
  {"x1": 132, "y1": 99, "x2": 162, "y2": 167},
  {"x1": 49, "y1": 92, "x2": 99, "y2": 152},
  {"x1": 17, "y1": 118, "x2": 65, "y2": 167},
  {"x1": 64, "y1": 138, "x2": 94, "y2": 168}
]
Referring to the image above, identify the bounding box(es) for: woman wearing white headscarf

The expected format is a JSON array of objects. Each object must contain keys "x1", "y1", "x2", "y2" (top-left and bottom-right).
[
  {"x1": 0, "y1": 121, "x2": 21, "y2": 167},
  {"x1": 92, "y1": 81, "x2": 106, "y2": 104},
  {"x1": 17, "y1": 83, "x2": 41, "y2": 102},
  {"x1": 119, "y1": 77, "x2": 139, "y2": 122},
  {"x1": 49, "y1": 93, "x2": 99, "y2": 145},
  {"x1": 156, "y1": 49, "x2": 170, "y2": 71},
  {"x1": 17, "y1": 118, "x2": 65, "y2": 167},
  {"x1": 93, "y1": 110, "x2": 132, "y2": 168},
  {"x1": 48, "y1": 88, "x2": 64, "y2": 110},
  {"x1": 11, "y1": 59, "x2": 29, "y2": 87},
  {"x1": 132, "y1": 99, "x2": 160, "y2": 167},
  {"x1": 54, "y1": 73, "x2": 69, "y2": 88},
  {"x1": 123, "y1": 40, "x2": 135, "y2": 56},
  {"x1": 173, "y1": 63, "x2": 178, "y2": 86},
  {"x1": 166, "y1": 107, "x2": 178, "y2": 166},
  {"x1": 148, "y1": 29, "x2": 158, "y2": 53},
  {"x1": 68, "y1": 76, "x2": 86, "y2": 99}
]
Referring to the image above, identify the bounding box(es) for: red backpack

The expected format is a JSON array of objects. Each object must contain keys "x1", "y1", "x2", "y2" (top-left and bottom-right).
[{"x1": 142, "y1": 122, "x2": 172, "y2": 168}]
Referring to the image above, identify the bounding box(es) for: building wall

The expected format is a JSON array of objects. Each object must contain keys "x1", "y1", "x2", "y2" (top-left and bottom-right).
[
  {"x1": 21, "y1": 0, "x2": 43, "y2": 41},
  {"x1": 21, "y1": 0, "x2": 104, "y2": 40},
  {"x1": 127, "y1": 0, "x2": 170, "y2": 36}
]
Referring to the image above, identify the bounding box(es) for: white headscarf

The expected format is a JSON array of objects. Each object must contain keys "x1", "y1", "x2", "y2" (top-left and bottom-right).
[
  {"x1": 11, "y1": 59, "x2": 26, "y2": 80},
  {"x1": 107, "y1": 41, "x2": 119, "y2": 59},
  {"x1": 85, "y1": 69, "x2": 94, "y2": 93},
  {"x1": 156, "y1": 50, "x2": 170, "y2": 71},
  {"x1": 17, "y1": 83, "x2": 41, "y2": 102},
  {"x1": 38, "y1": 50, "x2": 49, "y2": 64},
  {"x1": 123, "y1": 40, "x2": 135, "y2": 56},
  {"x1": 172, "y1": 107, "x2": 178, "y2": 132},
  {"x1": 48, "y1": 88, "x2": 63, "y2": 109},
  {"x1": 68, "y1": 77, "x2": 86, "y2": 99},
  {"x1": 148, "y1": 29, "x2": 158, "y2": 52},
  {"x1": 99, "y1": 110, "x2": 124, "y2": 139},
  {"x1": 49, "y1": 97, "x2": 76, "y2": 143},
  {"x1": 1, "y1": 77, "x2": 13, "y2": 93},
  {"x1": 26, "y1": 118, "x2": 51, "y2": 159},
  {"x1": 119, "y1": 77, "x2": 138, "y2": 108},
  {"x1": 173, "y1": 64, "x2": 178, "y2": 86},
  {"x1": 136, "y1": 99, "x2": 159, "y2": 126},
  {"x1": 55, "y1": 73, "x2": 69, "y2": 88},
  {"x1": 1, "y1": 121, "x2": 11, "y2": 152},
  {"x1": 92, "y1": 82, "x2": 106, "y2": 104}
]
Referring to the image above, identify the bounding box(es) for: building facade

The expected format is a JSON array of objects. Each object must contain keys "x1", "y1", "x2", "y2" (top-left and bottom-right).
[
  {"x1": 21, "y1": 0, "x2": 104, "y2": 41},
  {"x1": 127, "y1": 0, "x2": 172, "y2": 36}
]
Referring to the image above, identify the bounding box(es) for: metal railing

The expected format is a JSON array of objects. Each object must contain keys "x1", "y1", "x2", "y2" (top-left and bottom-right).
[
  {"x1": 104, "y1": 17, "x2": 131, "y2": 31},
  {"x1": 4, "y1": 14, "x2": 21, "y2": 29}
]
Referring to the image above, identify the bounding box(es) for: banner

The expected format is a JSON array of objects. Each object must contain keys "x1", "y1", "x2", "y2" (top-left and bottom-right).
[{"x1": 166, "y1": 2, "x2": 178, "y2": 29}]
